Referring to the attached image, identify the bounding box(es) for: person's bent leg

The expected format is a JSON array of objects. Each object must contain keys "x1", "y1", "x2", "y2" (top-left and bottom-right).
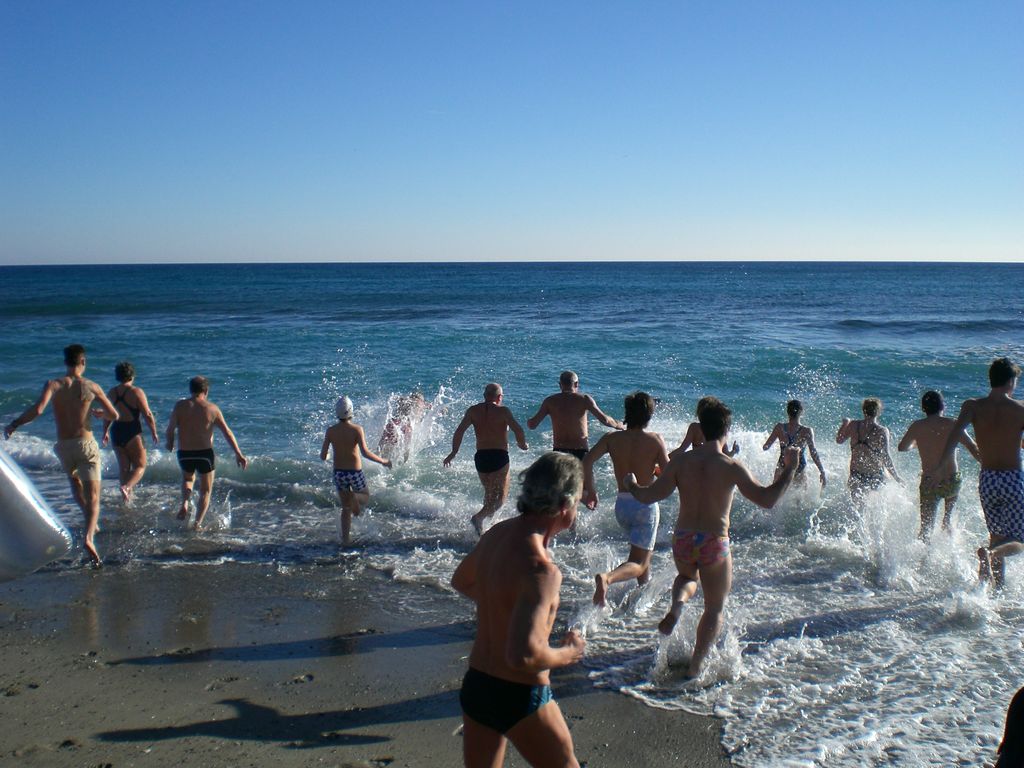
[
  {"x1": 594, "y1": 546, "x2": 652, "y2": 605},
  {"x1": 506, "y1": 701, "x2": 579, "y2": 768},
  {"x1": 919, "y1": 495, "x2": 939, "y2": 541},
  {"x1": 659, "y1": 564, "x2": 699, "y2": 635},
  {"x1": 462, "y1": 715, "x2": 508, "y2": 768},
  {"x1": 178, "y1": 470, "x2": 195, "y2": 519},
  {"x1": 121, "y1": 436, "x2": 147, "y2": 499},
  {"x1": 473, "y1": 465, "x2": 510, "y2": 535},
  {"x1": 194, "y1": 471, "x2": 215, "y2": 528},
  {"x1": 689, "y1": 554, "x2": 732, "y2": 676},
  {"x1": 940, "y1": 496, "x2": 956, "y2": 532},
  {"x1": 988, "y1": 535, "x2": 1024, "y2": 591}
]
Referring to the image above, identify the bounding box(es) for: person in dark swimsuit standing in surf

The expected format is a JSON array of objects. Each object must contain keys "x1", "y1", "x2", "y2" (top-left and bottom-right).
[
  {"x1": 444, "y1": 383, "x2": 529, "y2": 535},
  {"x1": 763, "y1": 399, "x2": 826, "y2": 487},
  {"x1": 101, "y1": 361, "x2": 159, "y2": 504},
  {"x1": 836, "y1": 397, "x2": 901, "y2": 504}
]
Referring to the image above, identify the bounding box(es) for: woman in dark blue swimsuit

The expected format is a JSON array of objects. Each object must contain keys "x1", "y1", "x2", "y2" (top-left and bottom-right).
[
  {"x1": 101, "y1": 361, "x2": 159, "y2": 503},
  {"x1": 763, "y1": 399, "x2": 827, "y2": 487}
]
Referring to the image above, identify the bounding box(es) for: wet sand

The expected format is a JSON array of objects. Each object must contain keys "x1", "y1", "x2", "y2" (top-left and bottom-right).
[{"x1": 0, "y1": 561, "x2": 730, "y2": 767}]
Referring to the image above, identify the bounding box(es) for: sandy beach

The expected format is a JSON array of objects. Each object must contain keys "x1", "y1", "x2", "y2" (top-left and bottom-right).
[{"x1": 0, "y1": 560, "x2": 730, "y2": 767}]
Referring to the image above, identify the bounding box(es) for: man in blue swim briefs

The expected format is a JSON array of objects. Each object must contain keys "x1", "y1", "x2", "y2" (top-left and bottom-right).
[
  {"x1": 166, "y1": 376, "x2": 248, "y2": 530},
  {"x1": 444, "y1": 383, "x2": 529, "y2": 536},
  {"x1": 941, "y1": 357, "x2": 1024, "y2": 590},
  {"x1": 527, "y1": 371, "x2": 623, "y2": 461},
  {"x1": 320, "y1": 395, "x2": 393, "y2": 546},
  {"x1": 627, "y1": 398, "x2": 798, "y2": 678},
  {"x1": 582, "y1": 391, "x2": 669, "y2": 606},
  {"x1": 452, "y1": 452, "x2": 585, "y2": 768}
]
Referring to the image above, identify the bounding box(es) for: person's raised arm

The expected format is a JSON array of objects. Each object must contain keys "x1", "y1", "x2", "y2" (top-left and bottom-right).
[
  {"x1": 214, "y1": 408, "x2": 248, "y2": 469},
  {"x1": 4, "y1": 381, "x2": 56, "y2": 439},
  {"x1": 625, "y1": 463, "x2": 679, "y2": 505},
  {"x1": 358, "y1": 425, "x2": 392, "y2": 468},
  {"x1": 762, "y1": 424, "x2": 782, "y2": 452},
  {"x1": 880, "y1": 429, "x2": 901, "y2": 482},
  {"x1": 443, "y1": 411, "x2": 471, "y2": 466},
  {"x1": 735, "y1": 447, "x2": 798, "y2": 508},
  {"x1": 506, "y1": 566, "x2": 584, "y2": 673},
  {"x1": 585, "y1": 395, "x2": 624, "y2": 431},
  {"x1": 960, "y1": 431, "x2": 981, "y2": 463},
  {"x1": 526, "y1": 400, "x2": 548, "y2": 431},
  {"x1": 897, "y1": 422, "x2": 916, "y2": 453},
  {"x1": 506, "y1": 410, "x2": 529, "y2": 451},
  {"x1": 806, "y1": 427, "x2": 827, "y2": 486},
  {"x1": 90, "y1": 382, "x2": 119, "y2": 423},
  {"x1": 940, "y1": 401, "x2": 974, "y2": 468},
  {"x1": 836, "y1": 418, "x2": 853, "y2": 444},
  {"x1": 581, "y1": 434, "x2": 610, "y2": 509},
  {"x1": 136, "y1": 388, "x2": 159, "y2": 443},
  {"x1": 101, "y1": 386, "x2": 116, "y2": 446}
]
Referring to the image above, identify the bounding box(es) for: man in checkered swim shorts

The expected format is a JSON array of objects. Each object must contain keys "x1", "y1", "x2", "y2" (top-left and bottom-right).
[{"x1": 942, "y1": 357, "x2": 1024, "y2": 590}]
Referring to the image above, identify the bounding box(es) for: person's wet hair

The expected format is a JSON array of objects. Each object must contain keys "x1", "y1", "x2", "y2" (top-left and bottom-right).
[
  {"x1": 623, "y1": 391, "x2": 654, "y2": 429},
  {"x1": 786, "y1": 399, "x2": 803, "y2": 418},
  {"x1": 990, "y1": 357, "x2": 1021, "y2": 388},
  {"x1": 64, "y1": 344, "x2": 85, "y2": 367},
  {"x1": 862, "y1": 398, "x2": 882, "y2": 418},
  {"x1": 698, "y1": 398, "x2": 731, "y2": 441},
  {"x1": 559, "y1": 370, "x2": 578, "y2": 390},
  {"x1": 189, "y1": 376, "x2": 210, "y2": 395},
  {"x1": 115, "y1": 361, "x2": 135, "y2": 383},
  {"x1": 695, "y1": 396, "x2": 716, "y2": 416},
  {"x1": 921, "y1": 390, "x2": 944, "y2": 415},
  {"x1": 517, "y1": 452, "x2": 583, "y2": 517}
]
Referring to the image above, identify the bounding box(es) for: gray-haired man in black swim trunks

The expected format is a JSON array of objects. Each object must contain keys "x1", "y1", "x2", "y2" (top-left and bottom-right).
[
  {"x1": 166, "y1": 376, "x2": 248, "y2": 529},
  {"x1": 452, "y1": 452, "x2": 585, "y2": 767},
  {"x1": 444, "y1": 382, "x2": 529, "y2": 535}
]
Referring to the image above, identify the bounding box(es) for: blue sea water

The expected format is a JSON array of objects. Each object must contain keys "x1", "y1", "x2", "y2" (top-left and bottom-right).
[{"x1": 1, "y1": 261, "x2": 1023, "y2": 766}]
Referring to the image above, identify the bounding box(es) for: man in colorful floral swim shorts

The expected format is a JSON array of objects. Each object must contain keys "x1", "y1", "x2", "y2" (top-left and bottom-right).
[
  {"x1": 942, "y1": 357, "x2": 1024, "y2": 590},
  {"x1": 627, "y1": 397, "x2": 797, "y2": 677}
]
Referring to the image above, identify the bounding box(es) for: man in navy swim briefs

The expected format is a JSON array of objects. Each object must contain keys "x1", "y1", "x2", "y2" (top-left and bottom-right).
[
  {"x1": 444, "y1": 382, "x2": 528, "y2": 536},
  {"x1": 166, "y1": 375, "x2": 248, "y2": 530}
]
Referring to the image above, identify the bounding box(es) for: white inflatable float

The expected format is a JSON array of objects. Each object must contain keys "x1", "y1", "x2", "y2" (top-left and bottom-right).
[{"x1": 0, "y1": 446, "x2": 72, "y2": 581}]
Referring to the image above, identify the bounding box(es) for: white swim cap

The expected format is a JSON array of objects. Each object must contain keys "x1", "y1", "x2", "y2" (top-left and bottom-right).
[{"x1": 336, "y1": 396, "x2": 353, "y2": 420}]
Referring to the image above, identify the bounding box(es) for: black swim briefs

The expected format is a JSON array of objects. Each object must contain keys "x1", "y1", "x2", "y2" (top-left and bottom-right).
[
  {"x1": 177, "y1": 448, "x2": 216, "y2": 475},
  {"x1": 460, "y1": 667, "x2": 552, "y2": 734},
  {"x1": 474, "y1": 449, "x2": 509, "y2": 474}
]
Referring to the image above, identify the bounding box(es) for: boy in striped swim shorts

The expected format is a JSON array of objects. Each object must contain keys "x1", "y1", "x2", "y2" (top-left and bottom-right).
[
  {"x1": 320, "y1": 395, "x2": 392, "y2": 546},
  {"x1": 627, "y1": 397, "x2": 798, "y2": 677},
  {"x1": 941, "y1": 357, "x2": 1024, "y2": 590}
]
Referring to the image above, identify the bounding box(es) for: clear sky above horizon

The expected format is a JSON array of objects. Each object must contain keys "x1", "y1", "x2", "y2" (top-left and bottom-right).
[{"x1": 1, "y1": 1, "x2": 1021, "y2": 265}]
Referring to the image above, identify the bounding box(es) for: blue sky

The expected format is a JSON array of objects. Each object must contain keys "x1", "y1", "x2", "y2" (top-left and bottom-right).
[{"x1": 1, "y1": 1, "x2": 1021, "y2": 264}]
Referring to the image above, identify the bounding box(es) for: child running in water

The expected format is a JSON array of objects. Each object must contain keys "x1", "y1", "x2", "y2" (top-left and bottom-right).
[{"x1": 320, "y1": 395, "x2": 393, "y2": 545}]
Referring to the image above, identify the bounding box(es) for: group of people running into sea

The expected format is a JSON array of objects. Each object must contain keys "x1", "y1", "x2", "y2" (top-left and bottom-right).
[{"x1": 6, "y1": 348, "x2": 1024, "y2": 768}]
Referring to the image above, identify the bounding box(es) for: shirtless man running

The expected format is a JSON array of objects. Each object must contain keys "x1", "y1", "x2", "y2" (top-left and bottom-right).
[
  {"x1": 940, "y1": 358, "x2": 1024, "y2": 589},
  {"x1": 4, "y1": 344, "x2": 118, "y2": 565},
  {"x1": 165, "y1": 376, "x2": 248, "y2": 529},
  {"x1": 527, "y1": 371, "x2": 623, "y2": 460},
  {"x1": 582, "y1": 391, "x2": 669, "y2": 605},
  {"x1": 452, "y1": 452, "x2": 585, "y2": 767},
  {"x1": 898, "y1": 390, "x2": 980, "y2": 540},
  {"x1": 626, "y1": 398, "x2": 797, "y2": 677},
  {"x1": 444, "y1": 383, "x2": 529, "y2": 535}
]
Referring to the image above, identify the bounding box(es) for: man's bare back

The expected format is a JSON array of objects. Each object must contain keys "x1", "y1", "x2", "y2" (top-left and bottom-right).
[
  {"x1": 50, "y1": 377, "x2": 108, "y2": 440},
  {"x1": 594, "y1": 429, "x2": 665, "y2": 492},
  {"x1": 467, "y1": 401, "x2": 518, "y2": 451},
  {"x1": 958, "y1": 395, "x2": 1024, "y2": 471},
  {"x1": 323, "y1": 421, "x2": 368, "y2": 470},
  {"x1": 901, "y1": 415, "x2": 977, "y2": 478},
  {"x1": 528, "y1": 373, "x2": 622, "y2": 451},
  {"x1": 169, "y1": 398, "x2": 222, "y2": 451}
]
